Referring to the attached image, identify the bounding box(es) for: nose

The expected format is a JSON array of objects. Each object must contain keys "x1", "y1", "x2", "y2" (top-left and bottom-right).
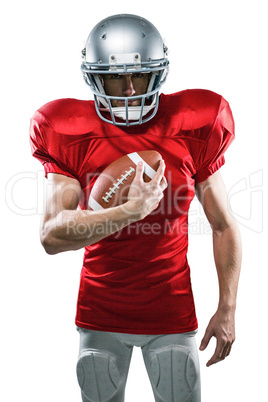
[{"x1": 122, "y1": 75, "x2": 135, "y2": 97}]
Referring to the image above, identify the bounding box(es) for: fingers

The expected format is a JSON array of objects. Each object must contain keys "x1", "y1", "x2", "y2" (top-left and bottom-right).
[
  {"x1": 206, "y1": 340, "x2": 225, "y2": 367},
  {"x1": 133, "y1": 161, "x2": 145, "y2": 183},
  {"x1": 200, "y1": 333, "x2": 234, "y2": 367},
  {"x1": 225, "y1": 343, "x2": 232, "y2": 357},
  {"x1": 160, "y1": 174, "x2": 168, "y2": 191},
  {"x1": 133, "y1": 160, "x2": 167, "y2": 192},
  {"x1": 200, "y1": 325, "x2": 235, "y2": 367},
  {"x1": 128, "y1": 159, "x2": 167, "y2": 219},
  {"x1": 206, "y1": 339, "x2": 233, "y2": 367},
  {"x1": 153, "y1": 159, "x2": 166, "y2": 186}
]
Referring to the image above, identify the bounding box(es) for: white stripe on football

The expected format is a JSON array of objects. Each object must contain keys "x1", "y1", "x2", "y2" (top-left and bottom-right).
[{"x1": 88, "y1": 150, "x2": 162, "y2": 210}]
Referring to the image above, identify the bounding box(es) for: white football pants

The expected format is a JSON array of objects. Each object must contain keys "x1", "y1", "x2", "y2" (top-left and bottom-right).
[{"x1": 76, "y1": 327, "x2": 201, "y2": 402}]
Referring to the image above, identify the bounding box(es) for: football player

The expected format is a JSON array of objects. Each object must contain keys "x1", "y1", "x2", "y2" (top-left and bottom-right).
[{"x1": 30, "y1": 14, "x2": 242, "y2": 402}]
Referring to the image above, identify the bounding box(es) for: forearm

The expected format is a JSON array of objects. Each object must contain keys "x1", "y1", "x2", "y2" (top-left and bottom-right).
[
  {"x1": 212, "y1": 220, "x2": 242, "y2": 311},
  {"x1": 41, "y1": 202, "x2": 138, "y2": 254},
  {"x1": 41, "y1": 160, "x2": 167, "y2": 255}
]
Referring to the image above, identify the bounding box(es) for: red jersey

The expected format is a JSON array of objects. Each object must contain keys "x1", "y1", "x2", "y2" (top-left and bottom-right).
[{"x1": 30, "y1": 89, "x2": 235, "y2": 334}]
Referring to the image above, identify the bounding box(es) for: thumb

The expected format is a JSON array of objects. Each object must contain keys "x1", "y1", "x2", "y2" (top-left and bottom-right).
[{"x1": 200, "y1": 328, "x2": 213, "y2": 351}]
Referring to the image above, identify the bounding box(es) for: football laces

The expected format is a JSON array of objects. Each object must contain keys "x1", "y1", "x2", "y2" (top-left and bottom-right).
[{"x1": 102, "y1": 167, "x2": 136, "y2": 204}]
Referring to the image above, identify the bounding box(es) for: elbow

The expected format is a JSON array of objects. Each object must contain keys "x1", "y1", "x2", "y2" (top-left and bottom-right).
[
  {"x1": 43, "y1": 245, "x2": 60, "y2": 256},
  {"x1": 40, "y1": 228, "x2": 62, "y2": 255},
  {"x1": 212, "y1": 217, "x2": 240, "y2": 237},
  {"x1": 41, "y1": 236, "x2": 60, "y2": 255}
]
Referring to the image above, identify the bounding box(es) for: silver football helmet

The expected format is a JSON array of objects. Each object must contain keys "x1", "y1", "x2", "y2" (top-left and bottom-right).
[{"x1": 81, "y1": 14, "x2": 169, "y2": 126}]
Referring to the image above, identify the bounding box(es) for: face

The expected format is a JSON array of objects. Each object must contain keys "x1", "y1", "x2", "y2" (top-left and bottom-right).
[{"x1": 100, "y1": 73, "x2": 150, "y2": 107}]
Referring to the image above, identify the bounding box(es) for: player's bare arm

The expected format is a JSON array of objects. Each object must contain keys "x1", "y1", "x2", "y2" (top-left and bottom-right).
[
  {"x1": 195, "y1": 170, "x2": 242, "y2": 367},
  {"x1": 41, "y1": 161, "x2": 167, "y2": 255}
]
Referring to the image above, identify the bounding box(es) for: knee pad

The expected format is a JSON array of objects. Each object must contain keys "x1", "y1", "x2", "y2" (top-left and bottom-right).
[
  {"x1": 149, "y1": 346, "x2": 199, "y2": 402},
  {"x1": 76, "y1": 349, "x2": 120, "y2": 402}
]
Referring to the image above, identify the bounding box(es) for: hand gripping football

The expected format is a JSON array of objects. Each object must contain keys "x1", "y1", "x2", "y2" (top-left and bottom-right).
[{"x1": 88, "y1": 150, "x2": 162, "y2": 210}]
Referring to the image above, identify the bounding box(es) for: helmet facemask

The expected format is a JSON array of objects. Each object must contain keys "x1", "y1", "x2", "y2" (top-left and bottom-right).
[{"x1": 81, "y1": 14, "x2": 169, "y2": 126}]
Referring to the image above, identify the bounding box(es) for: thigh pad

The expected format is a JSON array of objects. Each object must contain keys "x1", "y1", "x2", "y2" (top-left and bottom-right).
[
  {"x1": 77, "y1": 349, "x2": 120, "y2": 402},
  {"x1": 148, "y1": 346, "x2": 199, "y2": 402}
]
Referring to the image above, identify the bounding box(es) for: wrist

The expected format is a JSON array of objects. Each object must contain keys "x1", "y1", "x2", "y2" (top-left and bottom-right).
[
  {"x1": 217, "y1": 302, "x2": 236, "y2": 313},
  {"x1": 122, "y1": 199, "x2": 144, "y2": 221}
]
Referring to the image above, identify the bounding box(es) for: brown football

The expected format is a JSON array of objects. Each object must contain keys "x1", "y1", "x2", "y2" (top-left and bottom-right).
[{"x1": 88, "y1": 150, "x2": 162, "y2": 210}]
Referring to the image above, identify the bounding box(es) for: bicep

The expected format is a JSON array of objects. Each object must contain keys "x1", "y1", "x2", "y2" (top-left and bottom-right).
[
  {"x1": 195, "y1": 171, "x2": 234, "y2": 232},
  {"x1": 43, "y1": 173, "x2": 82, "y2": 223}
]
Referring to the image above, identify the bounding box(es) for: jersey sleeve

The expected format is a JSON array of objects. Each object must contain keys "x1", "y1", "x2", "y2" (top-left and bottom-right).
[
  {"x1": 194, "y1": 98, "x2": 235, "y2": 183},
  {"x1": 29, "y1": 110, "x2": 77, "y2": 179}
]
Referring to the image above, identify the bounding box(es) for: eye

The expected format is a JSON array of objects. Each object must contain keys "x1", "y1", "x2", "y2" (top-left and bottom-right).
[
  {"x1": 110, "y1": 74, "x2": 123, "y2": 79},
  {"x1": 132, "y1": 73, "x2": 143, "y2": 78}
]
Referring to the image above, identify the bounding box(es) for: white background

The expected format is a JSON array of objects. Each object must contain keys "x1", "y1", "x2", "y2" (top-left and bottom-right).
[{"x1": 1, "y1": 0, "x2": 267, "y2": 401}]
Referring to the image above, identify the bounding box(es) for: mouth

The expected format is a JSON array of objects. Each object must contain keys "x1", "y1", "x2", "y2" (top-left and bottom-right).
[
  {"x1": 128, "y1": 100, "x2": 140, "y2": 106},
  {"x1": 114, "y1": 100, "x2": 141, "y2": 107}
]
